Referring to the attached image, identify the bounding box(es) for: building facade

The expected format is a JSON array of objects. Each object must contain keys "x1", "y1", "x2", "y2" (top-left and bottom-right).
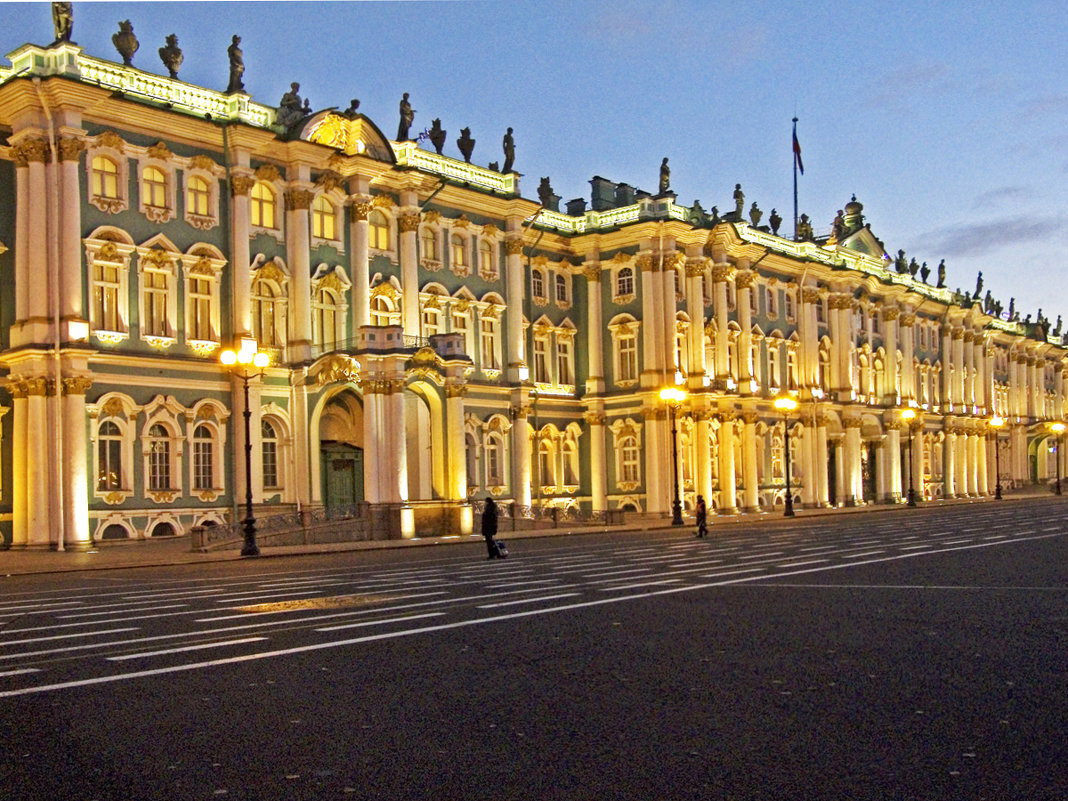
[{"x1": 0, "y1": 34, "x2": 1065, "y2": 548}]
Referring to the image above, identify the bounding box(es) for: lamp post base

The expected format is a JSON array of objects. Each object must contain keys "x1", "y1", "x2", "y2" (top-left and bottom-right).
[
  {"x1": 671, "y1": 499, "x2": 684, "y2": 526},
  {"x1": 907, "y1": 487, "x2": 916, "y2": 507},
  {"x1": 241, "y1": 517, "x2": 260, "y2": 557}
]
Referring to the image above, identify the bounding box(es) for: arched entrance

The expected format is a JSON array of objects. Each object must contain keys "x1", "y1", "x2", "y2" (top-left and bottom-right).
[{"x1": 319, "y1": 390, "x2": 364, "y2": 508}]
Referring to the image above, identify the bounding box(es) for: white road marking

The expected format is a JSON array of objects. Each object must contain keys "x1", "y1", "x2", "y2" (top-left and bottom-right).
[
  {"x1": 108, "y1": 638, "x2": 269, "y2": 661},
  {"x1": 315, "y1": 612, "x2": 446, "y2": 631},
  {"x1": 477, "y1": 593, "x2": 582, "y2": 609},
  {"x1": 0, "y1": 628, "x2": 139, "y2": 647},
  {"x1": 775, "y1": 559, "x2": 829, "y2": 568}
]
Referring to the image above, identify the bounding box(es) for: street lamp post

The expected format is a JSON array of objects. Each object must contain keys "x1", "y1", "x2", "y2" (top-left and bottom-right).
[
  {"x1": 990, "y1": 415, "x2": 1004, "y2": 500},
  {"x1": 659, "y1": 387, "x2": 686, "y2": 526},
  {"x1": 221, "y1": 342, "x2": 270, "y2": 557},
  {"x1": 774, "y1": 395, "x2": 799, "y2": 517},
  {"x1": 1052, "y1": 422, "x2": 1065, "y2": 496},
  {"x1": 901, "y1": 408, "x2": 917, "y2": 507}
]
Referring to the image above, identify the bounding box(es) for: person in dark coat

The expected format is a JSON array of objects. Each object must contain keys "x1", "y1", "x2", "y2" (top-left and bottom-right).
[
  {"x1": 695, "y1": 494, "x2": 708, "y2": 538},
  {"x1": 482, "y1": 497, "x2": 500, "y2": 558}
]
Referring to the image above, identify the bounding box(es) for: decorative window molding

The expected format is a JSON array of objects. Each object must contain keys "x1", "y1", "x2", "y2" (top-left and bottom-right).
[
  {"x1": 85, "y1": 231, "x2": 135, "y2": 342},
  {"x1": 478, "y1": 237, "x2": 498, "y2": 281},
  {"x1": 88, "y1": 392, "x2": 139, "y2": 505},
  {"x1": 141, "y1": 395, "x2": 186, "y2": 502},
  {"x1": 311, "y1": 192, "x2": 344, "y2": 251},
  {"x1": 250, "y1": 256, "x2": 290, "y2": 351},
  {"x1": 86, "y1": 132, "x2": 130, "y2": 214},
  {"x1": 612, "y1": 262, "x2": 636, "y2": 305},
  {"x1": 182, "y1": 156, "x2": 221, "y2": 230},
  {"x1": 368, "y1": 209, "x2": 394, "y2": 255},
  {"x1": 187, "y1": 402, "x2": 229, "y2": 500},
  {"x1": 312, "y1": 264, "x2": 351, "y2": 354},
  {"x1": 249, "y1": 167, "x2": 284, "y2": 241},
  {"x1": 180, "y1": 246, "x2": 225, "y2": 350},
  {"x1": 608, "y1": 316, "x2": 641, "y2": 387},
  {"x1": 450, "y1": 231, "x2": 470, "y2": 277},
  {"x1": 420, "y1": 225, "x2": 442, "y2": 271},
  {"x1": 609, "y1": 417, "x2": 644, "y2": 490},
  {"x1": 137, "y1": 143, "x2": 177, "y2": 223},
  {"x1": 137, "y1": 245, "x2": 179, "y2": 346}
]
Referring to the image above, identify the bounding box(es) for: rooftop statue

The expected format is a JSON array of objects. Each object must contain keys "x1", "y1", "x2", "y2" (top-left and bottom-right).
[
  {"x1": 659, "y1": 158, "x2": 670, "y2": 194},
  {"x1": 537, "y1": 177, "x2": 555, "y2": 208},
  {"x1": 159, "y1": 34, "x2": 183, "y2": 79},
  {"x1": 344, "y1": 98, "x2": 361, "y2": 118},
  {"x1": 397, "y1": 93, "x2": 415, "y2": 141},
  {"x1": 1054, "y1": 315, "x2": 1062, "y2": 336},
  {"x1": 112, "y1": 20, "x2": 139, "y2": 66},
  {"x1": 748, "y1": 202, "x2": 762, "y2": 227},
  {"x1": 768, "y1": 208, "x2": 782, "y2": 235},
  {"x1": 831, "y1": 209, "x2": 845, "y2": 240},
  {"x1": 894, "y1": 249, "x2": 908, "y2": 273},
  {"x1": 795, "y1": 213, "x2": 813, "y2": 241},
  {"x1": 733, "y1": 184, "x2": 744, "y2": 216},
  {"x1": 457, "y1": 127, "x2": 475, "y2": 164},
  {"x1": 936, "y1": 259, "x2": 946, "y2": 288},
  {"x1": 51, "y1": 2, "x2": 73, "y2": 43},
  {"x1": 227, "y1": 35, "x2": 245, "y2": 93},
  {"x1": 428, "y1": 118, "x2": 446, "y2": 154},
  {"x1": 276, "y1": 82, "x2": 304, "y2": 129},
  {"x1": 975, "y1": 271, "x2": 983, "y2": 297},
  {"x1": 920, "y1": 262, "x2": 930, "y2": 283},
  {"x1": 909, "y1": 259, "x2": 920, "y2": 278},
  {"x1": 502, "y1": 128, "x2": 515, "y2": 173}
]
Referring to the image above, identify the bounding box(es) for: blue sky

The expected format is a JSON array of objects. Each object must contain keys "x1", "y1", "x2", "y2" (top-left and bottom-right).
[{"x1": 4, "y1": 0, "x2": 1067, "y2": 325}]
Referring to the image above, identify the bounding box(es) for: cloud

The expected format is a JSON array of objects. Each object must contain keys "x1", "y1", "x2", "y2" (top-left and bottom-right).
[
  {"x1": 971, "y1": 186, "x2": 1030, "y2": 211},
  {"x1": 921, "y1": 215, "x2": 1068, "y2": 258},
  {"x1": 1017, "y1": 93, "x2": 1068, "y2": 118}
]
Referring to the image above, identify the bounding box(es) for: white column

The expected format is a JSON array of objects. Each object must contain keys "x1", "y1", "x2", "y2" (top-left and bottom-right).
[
  {"x1": 504, "y1": 235, "x2": 525, "y2": 382},
  {"x1": 26, "y1": 145, "x2": 50, "y2": 326},
  {"x1": 884, "y1": 308, "x2": 900, "y2": 401},
  {"x1": 398, "y1": 199, "x2": 420, "y2": 334},
  {"x1": 639, "y1": 253, "x2": 664, "y2": 388},
  {"x1": 444, "y1": 381, "x2": 467, "y2": 501},
  {"x1": 11, "y1": 389, "x2": 27, "y2": 546},
  {"x1": 843, "y1": 419, "x2": 863, "y2": 505},
  {"x1": 512, "y1": 404, "x2": 532, "y2": 507},
  {"x1": 229, "y1": 170, "x2": 254, "y2": 338},
  {"x1": 62, "y1": 378, "x2": 91, "y2": 546},
  {"x1": 944, "y1": 428, "x2": 957, "y2": 498},
  {"x1": 58, "y1": 137, "x2": 85, "y2": 324},
  {"x1": 586, "y1": 411, "x2": 607, "y2": 512},
  {"x1": 26, "y1": 383, "x2": 52, "y2": 546},
  {"x1": 886, "y1": 426, "x2": 902, "y2": 502},
  {"x1": 285, "y1": 187, "x2": 313, "y2": 362},
  {"x1": 815, "y1": 418, "x2": 830, "y2": 506},
  {"x1": 348, "y1": 197, "x2": 371, "y2": 331},
  {"x1": 584, "y1": 262, "x2": 604, "y2": 394},
  {"x1": 717, "y1": 416, "x2": 737, "y2": 513},
  {"x1": 900, "y1": 314, "x2": 916, "y2": 402},
  {"x1": 800, "y1": 423, "x2": 816, "y2": 507},
  {"x1": 741, "y1": 413, "x2": 759, "y2": 511},
  {"x1": 736, "y1": 269, "x2": 754, "y2": 393}
]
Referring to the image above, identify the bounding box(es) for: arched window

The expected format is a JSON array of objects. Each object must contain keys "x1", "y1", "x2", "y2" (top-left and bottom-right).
[
  {"x1": 251, "y1": 182, "x2": 276, "y2": 229},
  {"x1": 312, "y1": 195, "x2": 336, "y2": 240},
  {"x1": 617, "y1": 326, "x2": 638, "y2": 383},
  {"x1": 479, "y1": 311, "x2": 501, "y2": 371},
  {"x1": 193, "y1": 425, "x2": 214, "y2": 490},
  {"x1": 422, "y1": 304, "x2": 441, "y2": 338},
  {"x1": 420, "y1": 227, "x2": 438, "y2": 260},
  {"x1": 92, "y1": 156, "x2": 119, "y2": 199},
  {"x1": 538, "y1": 438, "x2": 554, "y2": 487},
  {"x1": 314, "y1": 288, "x2": 341, "y2": 351},
  {"x1": 616, "y1": 266, "x2": 634, "y2": 297},
  {"x1": 188, "y1": 275, "x2": 212, "y2": 341},
  {"x1": 97, "y1": 421, "x2": 123, "y2": 490},
  {"x1": 369, "y1": 210, "x2": 390, "y2": 250},
  {"x1": 478, "y1": 240, "x2": 494, "y2": 275},
  {"x1": 186, "y1": 175, "x2": 210, "y2": 215},
  {"x1": 262, "y1": 420, "x2": 280, "y2": 489},
  {"x1": 251, "y1": 279, "x2": 284, "y2": 347},
  {"x1": 531, "y1": 268, "x2": 545, "y2": 298},
  {"x1": 371, "y1": 295, "x2": 394, "y2": 326},
  {"x1": 147, "y1": 424, "x2": 171, "y2": 491},
  {"x1": 450, "y1": 234, "x2": 467, "y2": 269},
  {"x1": 142, "y1": 166, "x2": 167, "y2": 208},
  {"x1": 563, "y1": 440, "x2": 580, "y2": 486},
  {"x1": 555, "y1": 274, "x2": 568, "y2": 303},
  {"x1": 486, "y1": 434, "x2": 503, "y2": 486}
]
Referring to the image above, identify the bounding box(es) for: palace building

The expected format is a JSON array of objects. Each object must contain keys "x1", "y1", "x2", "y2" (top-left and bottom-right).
[{"x1": 0, "y1": 25, "x2": 1065, "y2": 549}]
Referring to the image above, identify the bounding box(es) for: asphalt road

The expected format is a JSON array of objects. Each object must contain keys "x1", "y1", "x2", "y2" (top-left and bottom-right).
[{"x1": 1, "y1": 500, "x2": 1066, "y2": 800}]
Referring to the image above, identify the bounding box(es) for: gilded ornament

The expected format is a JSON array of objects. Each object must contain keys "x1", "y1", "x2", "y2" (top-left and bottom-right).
[
  {"x1": 398, "y1": 213, "x2": 421, "y2": 233},
  {"x1": 256, "y1": 261, "x2": 286, "y2": 284},
  {"x1": 230, "y1": 175, "x2": 255, "y2": 196},
  {"x1": 146, "y1": 141, "x2": 172, "y2": 161},
  {"x1": 583, "y1": 411, "x2": 605, "y2": 426},
  {"x1": 454, "y1": 214, "x2": 471, "y2": 229},
  {"x1": 423, "y1": 210, "x2": 442, "y2": 225},
  {"x1": 95, "y1": 130, "x2": 126, "y2": 152},
  {"x1": 316, "y1": 170, "x2": 344, "y2": 192},
  {"x1": 611, "y1": 252, "x2": 631, "y2": 264},
  {"x1": 371, "y1": 194, "x2": 395, "y2": 209},
  {"x1": 882, "y1": 306, "x2": 901, "y2": 321},
  {"x1": 734, "y1": 271, "x2": 755, "y2": 289},
  {"x1": 15, "y1": 139, "x2": 49, "y2": 164},
  {"x1": 583, "y1": 263, "x2": 601, "y2": 281},
  {"x1": 284, "y1": 189, "x2": 313, "y2": 211},
  {"x1": 349, "y1": 201, "x2": 372, "y2": 222},
  {"x1": 62, "y1": 376, "x2": 93, "y2": 395},
  {"x1": 482, "y1": 223, "x2": 499, "y2": 238},
  {"x1": 710, "y1": 264, "x2": 733, "y2": 283},
  {"x1": 101, "y1": 398, "x2": 126, "y2": 418},
  {"x1": 444, "y1": 384, "x2": 467, "y2": 398},
  {"x1": 635, "y1": 254, "x2": 655, "y2": 272},
  {"x1": 899, "y1": 313, "x2": 916, "y2": 326},
  {"x1": 504, "y1": 238, "x2": 525, "y2": 256},
  {"x1": 254, "y1": 164, "x2": 282, "y2": 182},
  {"x1": 190, "y1": 154, "x2": 217, "y2": 171},
  {"x1": 58, "y1": 137, "x2": 86, "y2": 162}
]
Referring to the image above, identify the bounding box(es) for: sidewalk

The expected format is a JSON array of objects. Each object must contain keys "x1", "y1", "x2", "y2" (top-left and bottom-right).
[{"x1": 0, "y1": 487, "x2": 1056, "y2": 577}]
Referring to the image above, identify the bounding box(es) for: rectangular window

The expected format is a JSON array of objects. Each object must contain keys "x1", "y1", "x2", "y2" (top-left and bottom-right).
[
  {"x1": 193, "y1": 441, "x2": 213, "y2": 490},
  {"x1": 480, "y1": 317, "x2": 499, "y2": 370},
  {"x1": 93, "y1": 263, "x2": 121, "y2": 331},
  {"x1": 149, "y1": 441, "x2": 170, "y2": 491},
  {"x1": 619, "y1": 335, "x2": 637, "y2": 382},
  {"x1": 144, "y1": 270, "x2": 169, "y2": 337},
  {"x1": 557, "y1": 338, "x2": 573, "y2": 385},
  {"x1": 533, "y1": 337, "x2": 549, "y2": 383},
  {"x1": 189, "y1": 277, "x2": 212, "y2": 340}
]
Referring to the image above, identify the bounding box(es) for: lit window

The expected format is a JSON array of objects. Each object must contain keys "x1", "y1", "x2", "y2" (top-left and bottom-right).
[
  {"x1": 556, "y1": 336, "x2": 573, "y2": 385},
  {"x1": 186, "y1": 175, "x2": 210, "y2": 216},
  {"x1": 93, "y1": 261, "x2": 122, "y2": 332},
  {"x1": 314, "y1": 288, "x2": 340, "y2": 351},
  {"x1": 421, "y1": 227, "x2": 438, "y2": 260},
  {"x1": 533, "y1": 335, "x2": 549, "y2": 383},
  {"x1": 188, "y1": 275, "x2": 212, "y2": 341},
  {"x1": 97, "y1": 420, "x2": 123, "y2": 490},
  {"x1": 369, "y1": 211, "x2": 390, "y2": 250},
  {"x1": 142, "y1": 167, "x2": 167, "y2": 209},
  {"x1": 313, "y1": 196, "x2": 336, "y2": 240},
  {"x1": 538, "y1": 439, "x2": 554, "y2": 487},
  {"x1": 143, "y1": 269, "x2": 170, "y2": 337},
  {"x1": 486, "y1": 435, "x2": 503, "y2": 485},
  {"x1": 193, "y1": 425, "x2": 214, "y2": 491},
  {"x1": 251, "y1": 278, "x2": 285, "y2": 348},
  {"x1": 480, "y1": 313, "x2": 500, "y2": 371},
  {"x1": 92, "y1": 156, "x2": 119, "y2": 199},
  {"x1": 452, "y1": 309, "x2": 472, "y2": 355},
  {"x1": 479, "y1": 240, "x2": 494, "y2": 275},
  {"x1": 422, "y1": 305, "x2": 441, "y2": 338},
  {"x1": 617, "y1": 329, "x2": 638, "y2": 383},
  {"x1": 251, "y1": 182, "x2": 276, "y2": 229},
  {"x1": 451, "y1": 234, "x2": 467, "y2": 269}
]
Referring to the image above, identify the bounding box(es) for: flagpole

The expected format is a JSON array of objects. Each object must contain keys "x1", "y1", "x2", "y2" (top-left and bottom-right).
[{"x1": 792, "y1": 117, "x2": 799, "y2": 240}]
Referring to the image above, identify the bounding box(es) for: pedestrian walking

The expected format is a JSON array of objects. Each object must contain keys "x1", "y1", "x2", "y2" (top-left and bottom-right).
[
  {"x1": 695, "y1": 494, "x2": 708, "y2": 538},
  {"x1": 482, "y1": 497, "x2": 501, "y2": 559}
]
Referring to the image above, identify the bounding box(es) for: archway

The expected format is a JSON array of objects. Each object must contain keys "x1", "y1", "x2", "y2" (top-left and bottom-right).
[{"x1": 318, "y1": 389, "x2": 365, "y2": 508}]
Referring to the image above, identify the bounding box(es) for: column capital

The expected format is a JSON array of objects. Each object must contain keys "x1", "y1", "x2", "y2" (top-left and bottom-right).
[
  {"x1": 349, "y1": 199, "x2": 373, "y2": 222},
  {"x1": 285, "y1": 189, "x2": 314, "y2": 211},
  {"x1": 882, "y1": 306, "x2": 901, "y2": 321},
  {"x1": 230, "y1": 174, "x2": 255, "y2": 196},
  {"x1": 57, "y1": 136, "x2": 86, "y2": 162},
  {"x1": 13, "y1": 139, "x2": 50, "y2": 166},
  {"x1": 504, "y1": 237, "x2": 525, "y2": 255}
]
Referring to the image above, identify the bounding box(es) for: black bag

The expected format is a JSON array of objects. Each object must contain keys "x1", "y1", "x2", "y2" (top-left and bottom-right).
[{"x1": 494, "y1": 539, "x2": 509, "y2": 558}]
